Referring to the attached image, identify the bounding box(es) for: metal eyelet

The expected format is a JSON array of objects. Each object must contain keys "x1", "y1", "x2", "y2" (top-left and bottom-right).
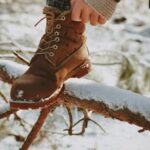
[
  {"x1": 49, "y1": 52, "x2": 54, "y2": 57},
  {"x1": 61, "y1": 16, "x2": 66, "y2": 21},
  {"x1": 55, "y1": 37, "x2": 60, "y2": 42},
  {"x1": 55, "y1": 24, "x2": 61, "y2": 29},
  {"x1": 54, "y1": 31, "x2": 60, "y2": 36},
  {"x1": 53, "y1": 45, "x2": 58, "y2": 50}
]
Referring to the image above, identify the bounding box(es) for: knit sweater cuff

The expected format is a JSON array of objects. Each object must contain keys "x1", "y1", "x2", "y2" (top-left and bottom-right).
[{"x1": 86, "y1": 0, "x2": 117, "y2": 20}]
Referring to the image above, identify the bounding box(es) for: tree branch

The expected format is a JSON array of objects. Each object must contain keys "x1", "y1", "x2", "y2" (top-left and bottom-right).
[
  {"x1": 0, "y1": 60, "x2": 150, "y2": 131},
  {"x1": 58, "y1": 93, "x2": 150, "y2": 131}
]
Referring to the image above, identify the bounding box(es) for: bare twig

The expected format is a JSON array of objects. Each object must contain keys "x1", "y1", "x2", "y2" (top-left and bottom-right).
[
  {"x1": 14, "y1": 113, "x2": 32, "y2": 132},
  {"x1": 12, "y1": 50, "x2": 30, "y2": 66},
  {"x1": 8, "y1": 133, "x2": 25, "y2": 142},
  {"x1": 88, "y1": 119, "x2": 105, "y2": 133},
  {"x1": 0, "y1": 109, "x2": 17, "y2": 119},
  {"x1": 64, "y1": 108, "x2": 105, "y2": 135},
  {"x1": 65, "y1": 106, "x2": 73, "y2": 135},
  {"x1": 74, "y1": 109, "x2": 89, "y2": 135},
  {"x1": 0, "y1": 90, "x2": 9, "y2": 103},
  {"x1": 20, "y1": 104, "x2": 57, "y2": 150}
]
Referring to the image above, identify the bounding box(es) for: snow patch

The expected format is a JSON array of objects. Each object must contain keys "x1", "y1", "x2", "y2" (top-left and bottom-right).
[
  {"x1": 0, "y1": 103, "x2": 10, "y2": 113},
  {"x1": 16, "y1": 90, "x2": 24, "y2": 98},
  {"x1": 0, "y1": 60, "x2": 27, "y2": 79},
  {"x1": 65, "y1": 78, "x2": 150, "y2": 121}
]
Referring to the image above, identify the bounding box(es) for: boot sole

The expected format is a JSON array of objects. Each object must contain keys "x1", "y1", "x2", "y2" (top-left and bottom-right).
[
  {"x1": 10, "y1": 59, "x2": 91, "y2": 110},
  {"x1": 10, "y1": 85, "x2": 63, "y2": 110}
]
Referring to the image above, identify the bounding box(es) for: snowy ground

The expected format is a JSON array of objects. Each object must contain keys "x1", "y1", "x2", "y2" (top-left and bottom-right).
[
  {"x1": 0, "y1": 0, "x2": 150, "y2": 150},
  {"x1": 1, "y1": 109, "x2": 150, "y2": 150}
]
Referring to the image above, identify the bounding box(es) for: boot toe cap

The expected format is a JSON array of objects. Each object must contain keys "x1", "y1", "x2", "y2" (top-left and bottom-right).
[{"x1": 11, "y1": 74, "x2": 57, "y2": 101}]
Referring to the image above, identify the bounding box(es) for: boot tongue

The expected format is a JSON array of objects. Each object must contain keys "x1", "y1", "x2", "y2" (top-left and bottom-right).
[
  {"x1": 43, "y1": 6, "x2": 63, "y2": 32},
  {"x1": 43, "y1": 6, "x2": 62, "y2": 17}
]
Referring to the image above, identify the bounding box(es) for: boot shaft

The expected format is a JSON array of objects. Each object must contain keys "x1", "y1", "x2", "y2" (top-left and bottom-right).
[{"x1": 32, "y1": 6, "x2": 88, "y2": 71}]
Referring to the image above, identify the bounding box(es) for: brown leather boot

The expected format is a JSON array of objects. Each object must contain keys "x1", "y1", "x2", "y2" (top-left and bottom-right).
[{"x1": 10, "y1": 6, "x2": 91, "y2": 109}]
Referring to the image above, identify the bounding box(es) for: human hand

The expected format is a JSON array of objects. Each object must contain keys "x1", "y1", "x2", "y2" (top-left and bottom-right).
[{"x1": 71, "y1": 0, "x2": 106, "y2": 25}]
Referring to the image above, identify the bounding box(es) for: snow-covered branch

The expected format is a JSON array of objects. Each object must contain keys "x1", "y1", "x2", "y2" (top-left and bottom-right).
[
  {"x1": 0, "y1": 60, "x2": 28, "y2": 84},
  {"x1": 0, "y1": 60, "x2": 150, "y2": 131}
]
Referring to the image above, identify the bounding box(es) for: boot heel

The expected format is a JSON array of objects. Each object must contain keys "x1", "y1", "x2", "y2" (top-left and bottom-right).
[{"x1": 69, "y1": 59, "x2": 91, "y2": 79}]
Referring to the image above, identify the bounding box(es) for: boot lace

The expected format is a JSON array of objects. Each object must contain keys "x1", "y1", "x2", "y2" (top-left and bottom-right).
[{"x1": 34, "y1": 10, "x2": 67, "y2": 57}]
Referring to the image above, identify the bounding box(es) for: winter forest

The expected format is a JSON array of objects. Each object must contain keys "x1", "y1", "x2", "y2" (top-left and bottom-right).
[{"x1": 0, "y1": 0, "x2": 150, "y2": 150}]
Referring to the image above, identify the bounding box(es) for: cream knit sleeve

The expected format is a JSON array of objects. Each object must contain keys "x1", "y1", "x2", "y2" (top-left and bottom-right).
[{"x1": 86, "y1": 0, "x2": 118, "y2": 20}]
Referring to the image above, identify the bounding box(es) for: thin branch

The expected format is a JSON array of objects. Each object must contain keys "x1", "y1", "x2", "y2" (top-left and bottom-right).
[
  {"x1": 21, "y1": 105, "x2": 56, "y2": 150},
  {"x1": 0, "y1": 90, "x2": 9, "y2": 103},
  {"x1": 64, "y1": 108, "x2": 105, "y2": 135},
  {"x1": 12, "y1": 50, "x2": 30, "y2": 66},
  {"x1": 0, "y1": 109, "x2": 17, "y2": 119},
  {"x1": 72, "y1": 118, "x2": 84, "y2": 128},
  {"x1": 75, "y1": 109, "x2": 89, "y2": 135},
  {"x1": 88, "y1": 119, "x2": 105, "y2": 133},
  {"x1": 8, "y1": 133, "x2": 25, "y2": 142},
  {"x1": 65, "y1": 107, "x2": 73, "y2": 135},
  {"x1": 14, "y1": 113, "x2": 32, "y2": 132}
]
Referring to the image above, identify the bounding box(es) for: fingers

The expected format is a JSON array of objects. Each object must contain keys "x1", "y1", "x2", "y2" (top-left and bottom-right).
[
  {"x1": 71, "y1": 3, "x2": 82, "y2": 22},
  {"x1": 98, "y1": 15, "x2": 107, "y2": 24},
  {"x1": 82, "y1": 11, "x2": 106, "y2": 25},
  {"x1": 80, "y1": 9, "x2": 90, "y2": 23},
  {"x1": 71, "y1": 0, "x2": 107, "y2": 25},
  {"x1": 90, "y1": 12, "x2": 99, "y2": 26}
]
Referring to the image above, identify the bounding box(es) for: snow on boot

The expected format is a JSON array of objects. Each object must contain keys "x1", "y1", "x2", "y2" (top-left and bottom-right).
[{"x1": 10, "y1": 6, "x2": 91, "y2": 109}]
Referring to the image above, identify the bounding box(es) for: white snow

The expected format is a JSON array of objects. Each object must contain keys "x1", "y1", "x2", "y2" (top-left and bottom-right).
[
  {"x1": 0, "y1": 103, "x2": 10, "y2": 114},
  {"x1": 0, "y1": 60, "x2": 28, "y2": 79},
  {"x1": 65, "y1": 78, "x2": 150, "y2": 121},
  {"x1": 0, "y1": 0, "x2": 150, "y2": 150},
  {"x1": 16, "y1": 90, "x2": 24, "y2": 98}
]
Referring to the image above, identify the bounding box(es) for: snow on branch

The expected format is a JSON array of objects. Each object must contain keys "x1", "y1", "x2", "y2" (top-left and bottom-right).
[
  {"x1": 0, "y1": 60, "x2": 27, "y2": 84},
  {"x1": 0, "y1": 60, "x2": 150, "y2": 131}
]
